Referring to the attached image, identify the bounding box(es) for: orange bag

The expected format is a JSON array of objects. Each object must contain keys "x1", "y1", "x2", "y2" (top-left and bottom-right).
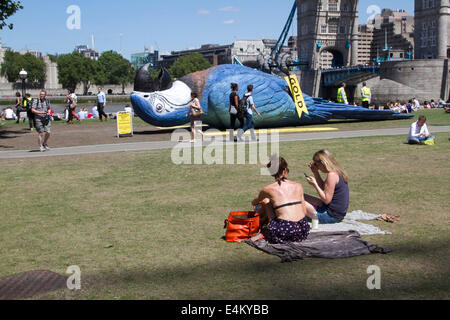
[{"x1": 224, "y1": 211, "x2": 260, "y2": 243}]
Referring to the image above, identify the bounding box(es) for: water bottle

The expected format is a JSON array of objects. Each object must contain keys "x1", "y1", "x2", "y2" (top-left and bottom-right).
[{"x1": 312, "y1": 213, "x2": 319, "y2": 230}]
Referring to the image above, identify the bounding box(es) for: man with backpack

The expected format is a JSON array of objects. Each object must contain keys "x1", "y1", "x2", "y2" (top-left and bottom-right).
[
  {"x1": 31, "y1": 90, "x2": 52, "y2": 152},
  {"x1": 236, "y1": 84, "x2": 262, "y2": 142},
  {"x1": 23, "y1": 93, "x2": 34, "y2": 131}
]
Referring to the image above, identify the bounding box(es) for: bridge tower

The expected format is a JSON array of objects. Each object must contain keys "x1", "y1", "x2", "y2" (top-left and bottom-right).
[{"x1": 296, "y1": 0, "x2": 359, "y2": 70}]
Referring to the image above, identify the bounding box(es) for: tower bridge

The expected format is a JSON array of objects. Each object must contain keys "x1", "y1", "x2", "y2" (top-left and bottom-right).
[{"x1": 289, "y1": 0, "x2": 450, "y2": 103}]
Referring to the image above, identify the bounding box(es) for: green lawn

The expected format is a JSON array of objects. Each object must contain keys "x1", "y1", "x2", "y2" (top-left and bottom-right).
[
  {"x1": 2, "y1": 108, "x2": 450, "y2": 131},
  {"x1": 1, "y1": 128, "x2": 449, "y2": 299}
]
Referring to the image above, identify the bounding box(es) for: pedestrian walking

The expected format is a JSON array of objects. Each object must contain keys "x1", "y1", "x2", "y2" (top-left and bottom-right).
[
  {"x1": 14, "y1": 92, "x2": 23, "y2": 123},
  {"x1": 23, "y1": 93, "x2": 35, "y2": 130},
  {"x1": 66, "y1": 89, "x2": 81, "y2": 124},
  {"x1": 185, "y1": 92, "x2": 204, "y2": 142},
  {"x1": 31, "y1": 90, "x2": 52, "y2": 152},
  {"x1": 229, "y1": 83, "x2": 244, "y2": 142},
  {"x1": 97, "y1": 87, "x2": 108, "y2": 122},
  {"x1": 236, "y1": 85, "x2": 262, "y2": 142}
]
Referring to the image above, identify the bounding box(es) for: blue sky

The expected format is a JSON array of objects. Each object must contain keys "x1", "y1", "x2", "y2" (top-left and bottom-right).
[{"x1": 0, "y1": 0, "x2": 414, "y2": 60}]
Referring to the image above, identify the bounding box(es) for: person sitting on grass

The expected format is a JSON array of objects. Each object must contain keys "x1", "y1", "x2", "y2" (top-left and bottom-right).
[
  {"x1": 406, "y1": 100, "x2": 413, "y2": 113},
  {"x1": 408, "y1": 115, "x2": 435, "y2": 144},
  {"x1": 304, "y1": 150, "x2": 350, "y2": 224},
  {"x1": 3, "y1": 106, "x2": 17, "y2": 120},
  {"x1": 251, "y1": 156, "x2": 310, "y2": 244}
]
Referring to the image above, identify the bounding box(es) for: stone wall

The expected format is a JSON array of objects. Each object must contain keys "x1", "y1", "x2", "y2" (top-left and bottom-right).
[{"x1": 354, "y1": 59, "x2": 450, "y2": 104}]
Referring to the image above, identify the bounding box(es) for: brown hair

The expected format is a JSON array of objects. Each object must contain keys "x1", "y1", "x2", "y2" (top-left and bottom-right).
[
  {"x1": 16, "y1": 92, "x2": 21, "y2": 97},
  {"x1": 267, "y1": 156, "x2": 289, "y2": 180},
  {"x1": 313, "y1": 150, "x2": 349, "y2": 183}
]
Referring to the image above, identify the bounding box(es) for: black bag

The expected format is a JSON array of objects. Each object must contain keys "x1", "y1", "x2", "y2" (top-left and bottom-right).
[
  {"x1": 40, "y1": 114, "x2": 51, "y2": 126},
  {"x1": 237, "y1": 95, "x2": 249, "y2": 118}
]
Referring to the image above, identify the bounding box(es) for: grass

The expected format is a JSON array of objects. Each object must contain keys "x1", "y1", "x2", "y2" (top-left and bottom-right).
[
  {"x1": 2, "y1": 109, "x2": 450, "y2": 131},
  {"x1": 0, "y1": 96, "x2": 131, "y2": 106},
  {"x1": 1, "y1": 128, "x2": 449, "y2": 299}
]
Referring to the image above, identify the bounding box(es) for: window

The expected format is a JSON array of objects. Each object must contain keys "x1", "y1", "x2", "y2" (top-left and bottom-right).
[
  {"x1": 421, "y1": 38, "x2": 427, "y2": 48},
  {"x1": 329, "y1": 0, "x2": 339, "y2": 12},
  {"x1": 339, "y1": 26, "x2": 346, "y2": 34},
  {"x1": 321, "y1": 24, "x2": 327, "y2": 33},
  {"x1": 318, "y1": 1, "x2": 322, "y2": 11},
  {"x1": 423, "y1": 0, "x2": 428, "y2": 9},
  {"x1": 328, "y1": 23, "x2": 338, "y2": 33}
]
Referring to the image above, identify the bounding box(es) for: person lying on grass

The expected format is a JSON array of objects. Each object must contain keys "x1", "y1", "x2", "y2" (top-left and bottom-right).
[
  {"x1": 251, "y1": 156, "x2": 310, "y2": 244},
  {"x1": 304, "y1": 149, "x2": 350, "y2": 224}
]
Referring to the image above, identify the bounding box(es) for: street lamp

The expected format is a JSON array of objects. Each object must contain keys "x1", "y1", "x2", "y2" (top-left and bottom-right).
[{"x1": 19, "y1": 69, "x2": 27, "y2": 100}]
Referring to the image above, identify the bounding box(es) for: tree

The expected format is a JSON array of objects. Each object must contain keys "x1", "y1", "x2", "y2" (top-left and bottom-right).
[
  {"x1": 98, "y1": 51, "x2": 135, "y2": 94},
  {"x1": 0, "y1": 0, "x2": 23, "y2": 30},
  {"x1": 0, "y1": 50, "x2": 46, "y2": 84},
  {"x1": 56, "y1": 52, "x2": 104, "y2": 94},
  {"x1": 168, "y1": 53, "x2": 212, "y2": 79}
]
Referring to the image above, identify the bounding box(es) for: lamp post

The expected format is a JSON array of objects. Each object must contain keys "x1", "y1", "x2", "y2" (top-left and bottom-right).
[{"x1": 19, "y1": 69, "x2": 27, "y2": 100}]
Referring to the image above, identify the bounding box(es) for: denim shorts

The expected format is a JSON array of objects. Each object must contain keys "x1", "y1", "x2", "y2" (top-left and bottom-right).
[{"x1": 316, "y1": 205, "x2": 343, "y2": 224}]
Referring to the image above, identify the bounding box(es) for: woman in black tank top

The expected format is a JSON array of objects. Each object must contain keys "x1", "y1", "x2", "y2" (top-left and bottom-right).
[
  {"x1": 304, "y1": 150, "x2": 350, "y2": 224},
  {"x1": 229, "y1": 83, "x2": 244, "y2": 141}
]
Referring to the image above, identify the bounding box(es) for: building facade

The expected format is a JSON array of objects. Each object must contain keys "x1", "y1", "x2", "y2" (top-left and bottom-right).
[
  {"x1": 131, "y1": 48, "x2": 159, "y2": 69},
  {"x1": 74, "y1": 45, "x2": 99, "y2": 60},
  {"x1": 357, "y1": 24, "x2": 375, "y2": 65},
  {"x1": 296, "y1": 0, "x2": 359, "y2": 70},
  {"x1": 414, "y1": 0, "x2": 450, "y2": 59},
  {"x1": 371, "y1": 9, "x2": 414, "y2": 62},
  {"x1": 160, "y1": 39, "x2": 296, "y2": 69}
]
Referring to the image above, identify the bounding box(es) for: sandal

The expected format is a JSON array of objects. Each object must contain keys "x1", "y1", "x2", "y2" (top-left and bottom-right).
[{"x1": 376, "y1": 214, "x2": 400, "y2": 223}]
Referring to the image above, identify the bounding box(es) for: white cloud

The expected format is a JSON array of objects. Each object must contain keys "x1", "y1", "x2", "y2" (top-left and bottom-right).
[
  {"x1": 223, "y1": 20, "x2": 235, "y2": 24},
  {"x1": 197, "y1": 9, "x2": 211, "y2": 15},
  {"x1": 219, "y1": 6, "x2": 240, "y2": 12}
]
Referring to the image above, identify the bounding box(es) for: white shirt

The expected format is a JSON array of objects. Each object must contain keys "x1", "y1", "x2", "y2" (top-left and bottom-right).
[
  {"x1": 68, "y1": 93, "x2": 77, "y2": 104},
  {"x1": 92, "y1": 106, "x2": 99, "y2": 117},
  {"x1": 78, "y1": 111, "x2": 88, "y2": 119},
  {"x1": 413, "y1": 99, "x2": 420, "y2": 110},
  {"x1": 4, "y1": 108, "x2": 15, "y2": 119},
  {"x1": 244, "y1": 93, "x2": 255, "y2": 115},
  {"x1": 408, "y1": 121, "x2": 430, "y2": 140}
]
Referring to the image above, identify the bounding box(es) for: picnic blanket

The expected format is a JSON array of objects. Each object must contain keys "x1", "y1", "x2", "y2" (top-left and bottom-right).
[
  {"x1": 244, "y1": 230, "x2": 392, "y2": 262},
  {"x1": 310, "y1": 210, "x2": 392, "y2": 235}
]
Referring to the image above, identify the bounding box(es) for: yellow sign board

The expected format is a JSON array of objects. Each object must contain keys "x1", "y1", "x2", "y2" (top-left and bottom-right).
[
  {"x1": 117, "y1": 111, "x2": 133, "y2": 137},
  {"x1": 285, "y1": 74, "x2": 309, "y2": 118}
]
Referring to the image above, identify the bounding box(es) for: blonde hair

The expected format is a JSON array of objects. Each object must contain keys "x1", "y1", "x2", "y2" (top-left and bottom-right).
[{"x1": 313, "y1": 150, "x2": 349, "y2": 183}]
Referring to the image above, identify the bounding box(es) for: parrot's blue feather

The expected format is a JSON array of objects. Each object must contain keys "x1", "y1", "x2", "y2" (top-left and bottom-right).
[{"x1": 131, "y1": 64, "x2": 414, "y2": 129}]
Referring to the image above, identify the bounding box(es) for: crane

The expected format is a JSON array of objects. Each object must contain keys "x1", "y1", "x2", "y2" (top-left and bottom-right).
[{"x1": 262, "y1": 1, "x2": 307, "y2": 75}]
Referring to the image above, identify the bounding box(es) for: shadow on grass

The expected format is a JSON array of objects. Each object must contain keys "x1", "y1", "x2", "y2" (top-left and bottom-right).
[
  {"x1": 134, "y1": 129, "x2": 176, "y2": 135},
  {"x1": 76, "y1": 238, "x2": 449, "y2": 300}
]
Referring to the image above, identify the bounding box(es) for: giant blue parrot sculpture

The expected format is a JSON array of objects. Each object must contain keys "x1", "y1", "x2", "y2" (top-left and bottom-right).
[{"x1": 130, "y1": 64, "x2": 413, "y2": 129}]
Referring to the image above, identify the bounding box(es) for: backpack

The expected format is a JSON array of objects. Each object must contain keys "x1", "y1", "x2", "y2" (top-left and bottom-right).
[
  {"x1": 24, "y1": 98, "x2": 33, "y2": 110},
  {"x1": 237, "y1": 95, "x2": 249, "y2": 117}
]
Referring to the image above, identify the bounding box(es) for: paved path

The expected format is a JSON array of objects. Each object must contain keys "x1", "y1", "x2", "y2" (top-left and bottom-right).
[{"x1": 1, "y1": 126, "x2": 449, "y2": 159}]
